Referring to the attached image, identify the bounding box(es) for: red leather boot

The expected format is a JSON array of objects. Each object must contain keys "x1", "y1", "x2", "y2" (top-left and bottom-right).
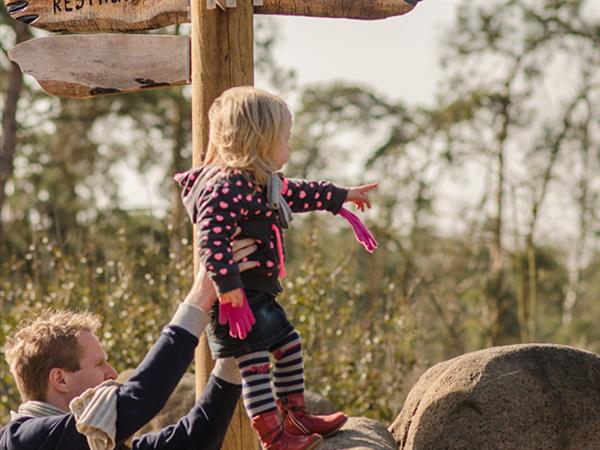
[
  {"x1": 250, "y1": 409, "x2": 323, "y2": 450},
  {"x1": 277, "y1": 393, "x2": 348, "y2": 437}
]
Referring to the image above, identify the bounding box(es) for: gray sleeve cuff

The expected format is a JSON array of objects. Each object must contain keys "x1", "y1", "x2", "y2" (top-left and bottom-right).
[
  {"x1": 169, "y1": 303, "x2": 210, "y2": 338},
  {"x1": 212, "y1": 358, "x2": 242, "y2": 385}
]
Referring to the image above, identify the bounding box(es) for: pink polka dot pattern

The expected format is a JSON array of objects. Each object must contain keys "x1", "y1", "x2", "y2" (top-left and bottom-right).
[{"x1": 176, "y1": 168, "x2": 347, "y2": 296}]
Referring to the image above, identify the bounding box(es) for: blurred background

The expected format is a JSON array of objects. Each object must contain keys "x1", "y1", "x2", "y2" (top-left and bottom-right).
[{"x1": 1, "y1": 0, "x2": 600, "y2": 423}]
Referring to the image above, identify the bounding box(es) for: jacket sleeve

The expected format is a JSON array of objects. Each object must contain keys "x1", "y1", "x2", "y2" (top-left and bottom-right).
[
  {"x1": 114, "y1": 326, "x2": 198, "y2": 443},
  {"x1": 131, "y1": 375, "x2": 242, "y2": 450},
  {"x1": 196, "y1": 180, "x2": 246, "y2": 296},
  {"x1": 283, "y1": 178, "x2": 348, "y2": 215},
  {"x1": 0, "y1": 326, "x2": 199, "y2": 450}
]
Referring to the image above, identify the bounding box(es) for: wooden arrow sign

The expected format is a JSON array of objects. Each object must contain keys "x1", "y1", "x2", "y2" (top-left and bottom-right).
[
  {"x1": 8, "y1": 34, "x2": 189, "y2": 98},
  {"x1": 4, "y1": 0, "x2": 418, "y2": 32},
  {"x1": 257, "y1": 0, "x2": 419, "y2": 20},
  {"x1": 4, "y1": 0, "x2": 189, "y2": 32}
]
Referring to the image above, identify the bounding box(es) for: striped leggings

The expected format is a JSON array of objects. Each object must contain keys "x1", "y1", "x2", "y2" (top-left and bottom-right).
[{"x1": 236, "y1": 330, "x2": 304, "y2": 418}]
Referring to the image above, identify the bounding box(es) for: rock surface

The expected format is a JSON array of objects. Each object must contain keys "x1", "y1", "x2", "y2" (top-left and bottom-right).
[
  {"x1": 320, "y1": 417, "x2": 397, "y2": 450},
  {"x1": 390, "y1": 344, "x2": 600, "y2": 450}
]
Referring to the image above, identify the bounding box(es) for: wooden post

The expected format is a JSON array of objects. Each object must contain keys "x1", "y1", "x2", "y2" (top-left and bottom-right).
[{"x1": 191, "y1": 1, "x2": 257, "y2": 450}]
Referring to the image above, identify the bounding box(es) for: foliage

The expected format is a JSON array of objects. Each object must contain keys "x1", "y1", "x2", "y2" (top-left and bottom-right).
[
  {"x1": 0, "y1": 214, "x2": 194, "y2": 423},
  {"x1": 2, "y1": 0, "x2": 600, "y2": 430}
]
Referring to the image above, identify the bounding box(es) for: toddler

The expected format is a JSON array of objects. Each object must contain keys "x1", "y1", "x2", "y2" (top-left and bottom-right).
[{"x1": 175, "y1": 86, "x2": 377, "y2": 450}]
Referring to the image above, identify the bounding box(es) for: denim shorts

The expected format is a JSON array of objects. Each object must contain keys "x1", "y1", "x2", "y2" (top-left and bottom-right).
[{"x1": 207, "y1": 290, "x2": 294, "y2": 359}]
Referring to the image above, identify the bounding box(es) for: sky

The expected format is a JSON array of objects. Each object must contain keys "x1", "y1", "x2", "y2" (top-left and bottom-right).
[
  {"x1": 121, "y1": 0, "x2": 458, "y2": 211},
  {"x1": 266, "y1": 0, "x2": 458, "y2": 106}
]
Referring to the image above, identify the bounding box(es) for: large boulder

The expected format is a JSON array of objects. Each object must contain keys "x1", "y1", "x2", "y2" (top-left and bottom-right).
[{"x1": 389, "y1": 344, "x2": 600, "y2": 450}]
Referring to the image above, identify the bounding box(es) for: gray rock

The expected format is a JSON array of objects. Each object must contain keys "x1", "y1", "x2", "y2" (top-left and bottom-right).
[
  {"x1": 390, "y1": 344, "x2": 600, "y2": 450},
  {"x1": 320, "y1": 417, "x2": 397, "y2": 450}
]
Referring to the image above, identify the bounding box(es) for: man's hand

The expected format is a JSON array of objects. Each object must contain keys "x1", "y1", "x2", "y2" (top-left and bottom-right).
[
  {"x1": 184, "y1": 237, "x2": 258, "y2": 312},
  {"x1": 345, "y1": 183, "x2": 378, "y2": 212}
]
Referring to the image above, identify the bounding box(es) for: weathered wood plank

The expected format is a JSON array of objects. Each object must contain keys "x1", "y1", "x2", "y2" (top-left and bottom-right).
[
  {"x1": 255, "y1": 0, "x2": 418, "y2": 20},
  {"x1": 4, "y1": 0, "x2": 189, "y2": 32},
  {"x1": 8, "y1": 34, "x2": 189, "y2": 98},
  {"x1": 4, "y1": 0, "x2": 418, "y2": 32}
]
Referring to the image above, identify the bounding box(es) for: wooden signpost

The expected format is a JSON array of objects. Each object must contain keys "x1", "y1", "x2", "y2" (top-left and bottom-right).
[
  {"x1": 4, "y1": 0, "x2": 188, "y2": 32},
  {"x1": 4, "y1": 0, "x2": 421, "y2": 448},
  {"x1": 8, "y1": 34, "x2": 189, "y2": 98}
]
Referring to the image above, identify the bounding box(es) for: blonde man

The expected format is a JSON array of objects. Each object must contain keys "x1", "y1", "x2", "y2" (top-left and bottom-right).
[{"x1": 1, "y1": 237, "x2": 258, "y2": 450}]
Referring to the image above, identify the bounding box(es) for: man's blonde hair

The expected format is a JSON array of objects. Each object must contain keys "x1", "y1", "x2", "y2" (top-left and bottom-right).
[
  {"x1": 204, "y1": 86, "x2": 291, "y2": 186},
  {"x1": 3, "y1": 309, "x2": 101, "y2": 402}
]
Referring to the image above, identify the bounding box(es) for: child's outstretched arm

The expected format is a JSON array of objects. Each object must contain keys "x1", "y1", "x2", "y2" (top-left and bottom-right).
[
  {"x1": 283, "y1": 178, "x2": 378, "y2": 215},
  {"x1": 345, "y1": 183, "x2": 379, "y2": 212},
  {"x1": 283, "y1": 178, "x2": 349, "y2": 214}
]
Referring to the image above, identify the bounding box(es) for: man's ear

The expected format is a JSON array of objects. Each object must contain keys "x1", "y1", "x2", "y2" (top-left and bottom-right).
[{"x1": 48, "y1": 368, "x2": 69, "y2": 394}]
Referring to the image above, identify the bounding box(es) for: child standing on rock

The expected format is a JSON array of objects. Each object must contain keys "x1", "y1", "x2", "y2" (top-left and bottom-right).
[{"x1": 175, "y1": 86, "x2": 377, "y2": 450}]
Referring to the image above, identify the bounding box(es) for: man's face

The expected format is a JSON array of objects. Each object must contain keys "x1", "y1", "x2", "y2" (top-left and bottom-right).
[{"x1": 64, "y1": 330, "x2": 118, "y2": 399}]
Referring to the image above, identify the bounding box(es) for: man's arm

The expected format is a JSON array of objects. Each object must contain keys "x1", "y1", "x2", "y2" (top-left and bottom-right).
[
  {"x1": 0, "y1": 316, "x2": 206, "y2": 450},
  {"x1": 0, "y1": 240, "x2": 257, "y2": 450},
  {"x1": 114, "y1": 238, "x2": 257, "y2": 443},
  {"x1": 131, "y1": 370, "x2": 242, "y2": 450},
  {"x1": 114, "y1": 315, "x2": 204, "y2": 442}
]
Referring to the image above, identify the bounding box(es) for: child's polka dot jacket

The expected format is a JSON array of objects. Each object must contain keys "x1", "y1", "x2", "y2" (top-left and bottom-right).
[{"x1": 175, "y1": 166, "x2": 348, "y2": 296}]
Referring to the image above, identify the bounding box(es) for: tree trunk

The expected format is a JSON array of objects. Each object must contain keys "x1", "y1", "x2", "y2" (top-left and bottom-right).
[
  {"x1": 0, "y1": 22, "x2": 31, "y2": 228},
  {"x1": 168, "y1": 90, "x2": 189, "y2": 258},
  {"x1": 488, "y1": 92, "x2": 509, "y2": 346},
  {"x1": 523, "y1": 89, "x2": 583, "y2": 338}
]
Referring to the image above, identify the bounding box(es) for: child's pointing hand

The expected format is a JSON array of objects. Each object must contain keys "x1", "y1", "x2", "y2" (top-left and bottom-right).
[{"x1": 346, "y1": 183, "x2": 378, "y2": 212}]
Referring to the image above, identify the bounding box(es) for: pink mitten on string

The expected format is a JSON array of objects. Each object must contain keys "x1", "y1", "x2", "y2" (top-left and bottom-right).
[
  {"x1": 338, "y1": 207, "x2": 378, "y2": 253},
  {"x1": 218, "y1": 290, "x2": 256, "y2": 339}
]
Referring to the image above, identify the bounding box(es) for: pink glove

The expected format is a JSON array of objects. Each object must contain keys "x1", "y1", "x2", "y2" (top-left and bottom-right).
[
  {"x1": 218, "y1": 290, "x2": 256, "y2": 339},
  {"x1": 338, "y1": 207, "x2": 378, "y2": 253}
]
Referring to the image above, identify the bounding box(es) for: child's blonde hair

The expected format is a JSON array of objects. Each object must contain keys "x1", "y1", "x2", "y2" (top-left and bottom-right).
[{"x1": 204, "y1": 86, "x2": 290, "y2": 186}]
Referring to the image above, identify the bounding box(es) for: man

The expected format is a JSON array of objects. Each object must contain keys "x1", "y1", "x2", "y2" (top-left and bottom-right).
[{"x1": 0, "y1": 237, "x2": 259, "y2": 450}]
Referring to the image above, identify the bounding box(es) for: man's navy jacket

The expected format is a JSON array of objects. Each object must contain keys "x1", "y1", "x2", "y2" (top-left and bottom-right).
[{"x1": 0, "y1": 324, "x2": 241, "y2": 450}]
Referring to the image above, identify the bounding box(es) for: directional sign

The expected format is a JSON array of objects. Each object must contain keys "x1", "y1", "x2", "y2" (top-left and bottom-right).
[
  {"x1": 8, "y1": 34, "x2": 189, "y2": 98},
  {"x1": 4, "y1": 0, "x2": 189, "y2": 32},
  {"x1": 257, "y1": 0, "x2": 419, "y2": 20},
  {"x1": 4, "y1": 0, "x2": 418, "y2": 32}
]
